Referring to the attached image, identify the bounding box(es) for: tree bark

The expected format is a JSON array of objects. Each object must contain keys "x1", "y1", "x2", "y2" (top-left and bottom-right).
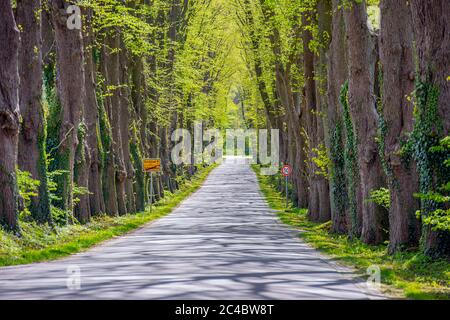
[
  {"x1": 83, "y1": 7, "x2": 105, "y2": 215},
  {"x1": 313, "y1": 0, "x2": 332, "y2": 222},
  {"x1": 379, "y1": 0, "x2": 420, "y2": 253},
  {"x1": 327, "y1": 0, "x2": 348, "y2": 234},
  {"x1": 103, "y1": 32, "x2": 127, "y2": 216},
  {"x1": 0, "y1": 0, "x2": 21, "y2": 231},
  {"x1": 74, "y1": 123, "x2": 91, "y2": 223},
  {"x1": 344, "y1": 0, "x2": 388, "y2": 244},
  {"x1": 98, "y1": 43, "x2": 119, "y2": 217},
  {"x1": 16, "y1": 0, "x2": 52, "y2": 223},
  {"x1": 50, "y1": 0, "x2": 87, "y2": 221},
  {"x1": 119, "y1": 46, "x2": 136, "y2": 213},
  {"x1": 72, "y1": 9, "x2": 93, "y2": 223},
  {"x1": 130, "y1": 55, "x2": 146, "y2": 212},
  {"x1": 302, "y1": 11, "x2": 324, "y2": 221},
  {"x1": 258, "y1": 0, "x2": 309, "y2": 207}
]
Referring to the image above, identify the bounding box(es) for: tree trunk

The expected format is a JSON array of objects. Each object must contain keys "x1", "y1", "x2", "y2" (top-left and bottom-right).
[
  {"x1": 410, "y1": 0, "x2": 450, "y2": 258},
  {"x1": 73, "y1": 9, "x2": 94, "y2": 223},
  {"x1": 50, "y1": 0, "x2": 86, "y2": 221},
  {"x1": 119, "y1": 46, "x2": 136, "y2": 213},
  {"x1": 302, "y1": 11, "x2": 323, "y2": 221},
  {"x1": 344, "y1": 0, "x2": 388, "y2": 244},
  {"x1": 314, "y1": 0, "x2": 332, "y2": 222},
  {"x1": 103, "y1": 32, "x2": 127, "y2": 216},
  {"x1": 379, "y1": 0, "x2": 420, "y2": 253},
  {"x1": 83, "y1": 8, "x2": 105, "y2": 215},
  {"x1": 243, "y1": 0, "x2": 276, "y2": 132},
  {"x1": 74, "y1": 124, "x2": 91, "y2": 223},
  {"x1": 161, "y1": 0, "x2": 185, "y2": 193},
  {"x1": 130, "y1": 55, "x2": 146, "y2": 212},
  {"x1": 258, "y1": 0, "x2": 309, "y2": 207},
  {"x1": 16, "y1": 0, "x2": 51, "y2": 223},
  {"x1": 327, "y1": 0, "x2": 348, "y2": 234},
  {"x1": 0, "y1": 0, "x2": 20, "y2": 231},
  {"x1": 98, "y1": 44, "x2": 119, "y2": 217}
]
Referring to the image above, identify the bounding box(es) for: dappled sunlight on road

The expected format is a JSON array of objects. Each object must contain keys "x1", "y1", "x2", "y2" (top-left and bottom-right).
[{"x1": 0, "y1": 158, "x2": 384, "y2": 300}]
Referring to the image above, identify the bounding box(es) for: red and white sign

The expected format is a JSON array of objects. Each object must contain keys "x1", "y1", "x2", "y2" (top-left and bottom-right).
[{"x1": 281, "y1": 164, "x2": 292, "y2": 177}]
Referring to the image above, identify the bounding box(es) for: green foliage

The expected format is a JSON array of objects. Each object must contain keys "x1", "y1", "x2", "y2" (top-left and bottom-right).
[
  {"x1": 302, "y1": 127, "x2": 331, "y2": 180},
  {"x1": 367, "y1": 187, "x2": 391, "y2": 211},
  {"x1": 414, "y1": 136, "x2": 450, "y2": 231},
  {"x1": 82, "y1": 0, "x2": 157, "y2": 56},
  {"x1": 16, "y1": 169, "x2": 40, "y2": 220},
  {"x1": 50, "y1": 149, "x2": 71, "y2": 214},
  {"x1": 46, "y1": 168, "x2": 66, "y2": 204},
  {"x1": 366, "y1": 4, "x2": 380, "y2": 30},
  {"x1": 73, "y1": 184, "x2": 91, "y2": 206},
  {"x1": 46, "y1": 168, "x2": 71, "y2": 225},
  {"x1": 311, "y1": 143, "x2": 331, "y2": 179},
  {"x1": 16, "y1": 167, "x2": 52, "y2": 224},
  {"x1": 50, "y1": 207, "x2": 69, "y2": 227},
  {"x1": 45, "y1": 164, "x2": 90, "y2": 225},
  {"x1": 417, "y1": 207, "x2": 450, "y2": 232}
]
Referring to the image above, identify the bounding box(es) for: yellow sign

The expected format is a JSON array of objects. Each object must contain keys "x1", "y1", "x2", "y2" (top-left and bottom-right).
[{"x1": 143, "y1": 158, "x2": 161, "y2": 173}]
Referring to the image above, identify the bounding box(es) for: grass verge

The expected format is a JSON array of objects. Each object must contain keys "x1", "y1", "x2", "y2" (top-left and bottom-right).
[
  {"x1": 0, "y1": 164, "x2": 217, "y2": 267},
  {"x1": 252, "y1": 165, "x2": 450, "y2": 300}
]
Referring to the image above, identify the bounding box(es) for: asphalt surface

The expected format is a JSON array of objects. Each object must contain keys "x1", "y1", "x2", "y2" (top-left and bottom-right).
[{"x1": 0, "y1": 157, "x2": 384, "y2": 299}]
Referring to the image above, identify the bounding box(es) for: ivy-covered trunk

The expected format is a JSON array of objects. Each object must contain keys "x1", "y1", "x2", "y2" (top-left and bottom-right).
[
  {"x1": 410, "y1": 0, "x2": 450, "y2": 258},
  {"x1": 340, "y1": 82, "x2": 362, "y2": 238},
  {"x1": 344, "y1": 0, "x2": 388, "y2": 244},
  {"x1": 16, "y1": 0, "x2": 51, "y2": 223},
  {"x1": 379, "y1": 0, "x2": 420, "y2": 253},
  {"x1": 327, "y1": 0, "x2": 348, "y2": 234},
  {"x1": 0, "y1": 0, "x2": 20, "y2": 231}
]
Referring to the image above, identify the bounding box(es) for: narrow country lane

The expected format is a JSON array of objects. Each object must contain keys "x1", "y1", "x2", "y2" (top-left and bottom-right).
[{"x1": 0, "y1": 158, "x2": 384, "y2": 300}]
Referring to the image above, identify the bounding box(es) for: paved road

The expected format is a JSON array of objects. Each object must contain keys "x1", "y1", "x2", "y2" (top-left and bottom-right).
[{"x1": 0, "y1": 157, "x2": 383, "y2": 299}]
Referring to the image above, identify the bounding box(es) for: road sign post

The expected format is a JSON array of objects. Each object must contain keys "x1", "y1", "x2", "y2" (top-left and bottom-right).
[
  {"x1": 149, "y1": 171, "x2": 154, "y2": 213},
  {"x1": 144, "y1": 158, "x2": 161, "y2": 212},
  {"x1": 285, "y1": 175, "x2": 288, "y2": 208},
  {"x1": 281, "y1": 164, "x2": 292, "y2": 208}
]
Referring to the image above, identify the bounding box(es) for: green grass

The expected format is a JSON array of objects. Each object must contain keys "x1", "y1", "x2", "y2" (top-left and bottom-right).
[
  {"x1": 0, "y1": 164, "x2": 217, "y2": 267},
  {"x1": 252, "y1": 165, "x2": 450, "y2": 300}
]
